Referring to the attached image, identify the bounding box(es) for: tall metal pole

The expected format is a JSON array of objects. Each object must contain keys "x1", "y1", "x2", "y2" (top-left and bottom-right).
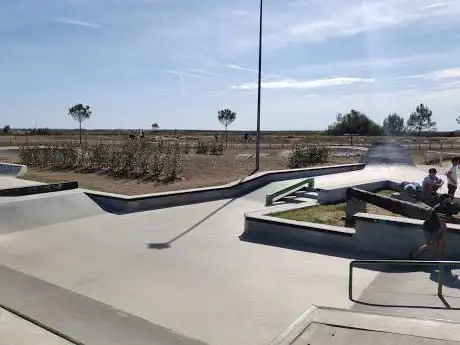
[{"x1": 255, "y1": 0, "x2": 263, "y2": 172}]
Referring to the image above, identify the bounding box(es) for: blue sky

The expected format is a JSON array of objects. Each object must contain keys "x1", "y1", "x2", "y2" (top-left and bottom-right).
[{"x1": 2, "y1": 0, "x2": 460, "y2": 130}]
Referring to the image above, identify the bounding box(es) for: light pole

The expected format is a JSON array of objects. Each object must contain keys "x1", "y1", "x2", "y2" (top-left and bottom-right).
[{"x1": 255, "y1": 0, "x2": 263, "y2": 172}]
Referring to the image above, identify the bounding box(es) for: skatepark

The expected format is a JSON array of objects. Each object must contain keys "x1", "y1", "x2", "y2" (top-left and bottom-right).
[{"x1": 1, "y1": 142, "x2": 460, "y2": 345}]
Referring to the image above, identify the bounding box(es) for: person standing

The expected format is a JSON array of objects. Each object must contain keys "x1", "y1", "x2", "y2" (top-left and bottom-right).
[
  {"x1": 410, "y1": 194, "x2": 451, "y2": 260},
  {"x1": 446, "y1": 157, "x2": 459, "y2": 197}
]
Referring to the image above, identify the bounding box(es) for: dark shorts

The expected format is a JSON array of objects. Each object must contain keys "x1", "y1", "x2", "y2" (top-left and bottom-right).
[
  {"x1": 424, "y1": 230, "x2": 442, "y2": 244},
  {"x1": 448, "y1": 184, "x2": 457, "y2": 196}
]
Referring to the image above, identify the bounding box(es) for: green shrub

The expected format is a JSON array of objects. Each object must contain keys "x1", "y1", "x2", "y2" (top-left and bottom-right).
[
  {"x1": 182, "y1": 141, "x2": 191, "y2": 154},
  {"x1": 19, "y1": 140, "x2": 183, "y2": 183},
  {"x1": 209, "y1": 142, "x2": 224, "y2": 156},
  {"x1": 196, "y1": 140, "x2": 209, "y2": 154},
  {"x1": 287, "y1": 144, "x2": 330, "y2": 169}
]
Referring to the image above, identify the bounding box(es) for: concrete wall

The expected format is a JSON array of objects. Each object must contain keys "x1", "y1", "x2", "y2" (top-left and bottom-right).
[
  {"x1": 87, "y1": 163, "x2": 365, "y2": 214},
  {"x1": 317, "y1": 180, "x2": 390, "y2": 204},
  {"x1": 243, "y1": 215, "x2": 355, "y2": 252},
  {"x1": 243, "y1": 209, "x2": 460, "y2": 259},
  {"x1": 0, "y1": 181, "x2": 78, "y2": 197},
  {"x1": 353, "y1": 213, "x2": 460, "y2": 259},
  {"x1": 0, "y1": 163, "x2": 27, "y2": 177}
]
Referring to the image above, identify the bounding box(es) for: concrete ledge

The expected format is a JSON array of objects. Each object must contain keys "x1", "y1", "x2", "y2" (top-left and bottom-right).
[
  {"x1": 354, "y1": 213, "x2": 460, "y2": 258},
  {"x1": 317, "y1": 179, "x2": 400, "y2": 204},
  {"x1": 0, "y1": 181, "x2": 78, "y2": 197},
  {"x1": 0, "y1": 163, "x2": 27, "y2": 177},
  {"x1": 269, "y1": 305, "x2": 460, "y2": 344},
  {"x1": 242, "y1": 209, "x2": 355, "y2": 252},
  {"x1": 85, "y1": 163, "x2": 364, "y2": 214}
]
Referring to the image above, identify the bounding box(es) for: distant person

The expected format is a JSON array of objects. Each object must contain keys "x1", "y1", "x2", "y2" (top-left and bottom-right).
[
  {"x1": 446, "y1": 157, "x2": 459, "y2": 197},
  {"x1": 410, "y1": 194, "x2": 452, "y2": 260},
  {"x1": 422, "y1": 168, "x2": 444, "y2": 196}
]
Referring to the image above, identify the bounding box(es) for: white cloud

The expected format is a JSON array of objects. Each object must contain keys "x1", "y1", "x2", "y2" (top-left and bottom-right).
[
  {"x1": 398, "y1": 67, "x2": 460, "y2": 81},
  {"x1": 264, "y1": 0, "x2": 460, "y2": 49},
  {"x1": 227, "y1": 64, "x2": 258, "y2": 73},
  {"x1": 56, "y1": 18, "x2": 102, "y2": 29},
  {"x1": 233, "y1": 77, "x2": 373, "y2": 90},
  {"x1": 432, "y1": 67, "x2": 460, "y2": 80},
  {"x1": 158, "y1": 69, "x2": 206, "y2": 80},
  {"x1": 423, "y1": 2, "x2": 452, "y2": 10}
]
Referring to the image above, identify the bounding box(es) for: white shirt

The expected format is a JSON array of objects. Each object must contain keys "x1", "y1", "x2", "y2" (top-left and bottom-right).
[{"x1": 447, "y1": 166, "x2": 458, "y2": 186}]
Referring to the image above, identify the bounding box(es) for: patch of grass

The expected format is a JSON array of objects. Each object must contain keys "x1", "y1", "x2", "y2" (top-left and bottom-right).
[{"x1": 272, "y1": 189, "x2": 403, "y2": 227}]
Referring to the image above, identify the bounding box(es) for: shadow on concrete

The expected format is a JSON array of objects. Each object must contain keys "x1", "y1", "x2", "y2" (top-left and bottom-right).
[
  {"x1": 429, "y1": 267, "x2": 460, "y2": 290},
  {"x1": 147, "y1": 197, "x2": 239, "y2": 250}
]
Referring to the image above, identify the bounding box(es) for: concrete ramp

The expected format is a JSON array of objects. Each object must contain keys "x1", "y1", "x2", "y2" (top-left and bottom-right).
[
  {"x1": 361, "y1": 141, "x2": 415, "y2": 166},
  {"x1": 0, "y1": 192, "x2": 106, "y2": 233}
]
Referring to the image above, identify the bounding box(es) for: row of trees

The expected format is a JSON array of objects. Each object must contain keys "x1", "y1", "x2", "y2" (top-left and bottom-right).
[{"x1": 327, "y1": 103, "x2": 437, "y2": 136}]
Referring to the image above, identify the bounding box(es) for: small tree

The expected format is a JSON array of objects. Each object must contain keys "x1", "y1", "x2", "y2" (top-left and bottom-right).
[
  {"x1": 152, "y1": 122, "x2": 159, "y2": 132},
  {"x1": 68, "y1": 104, "x2": 92, "y2": 144},
  {"x1": 383, "y1": 113, "x2": 405, "y2": 136},
  {"x1": 326, "y1": 109, "x2": 383, "y2": 136},
  {"x1": 406, "y1": 103, "x2": 436, "y2": 135},
  {"x1": 456, "y1": 116, "x2": 460, "y2": 127},
  {"x1": 217, "y1": 109, "x2": 237, "y2": 148},
  {"x1": 3, "y1": 125, "x2": 11, "y2": 134}
]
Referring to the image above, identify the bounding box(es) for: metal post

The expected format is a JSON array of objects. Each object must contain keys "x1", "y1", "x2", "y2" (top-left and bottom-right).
[
  {"x1": 255, "y1": 0, "x2": 263, "y2": 172},
  {"x1": 348, "y1": 262, "x2": 354, "y2": 301},
  {"x1": 438, "y1": 264, "x2": 444, "y2": 297}
]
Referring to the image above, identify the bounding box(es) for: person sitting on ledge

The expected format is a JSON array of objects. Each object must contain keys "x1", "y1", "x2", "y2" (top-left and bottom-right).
[{"x1": 422, "y1": 168, "x2": 444, "y2": 196}]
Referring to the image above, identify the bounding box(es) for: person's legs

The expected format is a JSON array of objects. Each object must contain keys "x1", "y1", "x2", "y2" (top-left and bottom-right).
[
  {"x1": 411, "y1": 243, "x2": 430, "y2": 259},
  {"x1": 411, "y1": 231, "x2": 439, "y2": 259},
  {"x1": 448, "y1": 184, "x2": 457, "y2": 197}
]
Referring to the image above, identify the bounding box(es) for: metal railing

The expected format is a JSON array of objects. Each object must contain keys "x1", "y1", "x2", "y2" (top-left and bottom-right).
[
  {"x1": 349, "y1": 260, "x2": 460, "y2": 301},
  {"x1": 265, "y1": 177, "x2": 315, "y2": 206}
]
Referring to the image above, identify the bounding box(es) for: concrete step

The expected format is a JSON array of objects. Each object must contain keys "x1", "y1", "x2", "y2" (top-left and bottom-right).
[{"x1": 269, "y1": 306, "x2": 460, "y2": 345}]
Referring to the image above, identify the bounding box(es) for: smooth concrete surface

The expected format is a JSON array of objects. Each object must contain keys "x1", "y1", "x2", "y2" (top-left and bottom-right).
[
  {"x1": 295, "y1": 323, "x2": 459, "y2": 345},
  {"x1": 1, "y1": 156, "x2": 458, "y2": 344},
  {"x1": 0, "y1": 307, "x2": 72, "y2": 345},
  {"x1": 0, "y1": 175, "x2": 40, "y2": 189},
  {"x1": 360, "y1": 141, "x2": 415, "y2": 166},
  {"x1": 270, "y1": 305, "x2": 460, "y2": 345},
  {"x1": 352, "y1": 268, "x2": 460, "y2": 321},
  {"x1": 0, "y1": 191, "x2": 106, "y2": 233},
  {"x1": 0, "y1": 265, "x2": 206, "y2": 345},
  {"x1": 0, "y1": 193, "x2": 378, "y2": 345}
]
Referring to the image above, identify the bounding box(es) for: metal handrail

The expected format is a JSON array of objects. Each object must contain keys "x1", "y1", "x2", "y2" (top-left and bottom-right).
[
  {"x1": 265, "y1": 177, "x2": 315, "y2": 206},
  {"x1": 349, "y1": 260, "x2": 460, "y2": 301}
]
